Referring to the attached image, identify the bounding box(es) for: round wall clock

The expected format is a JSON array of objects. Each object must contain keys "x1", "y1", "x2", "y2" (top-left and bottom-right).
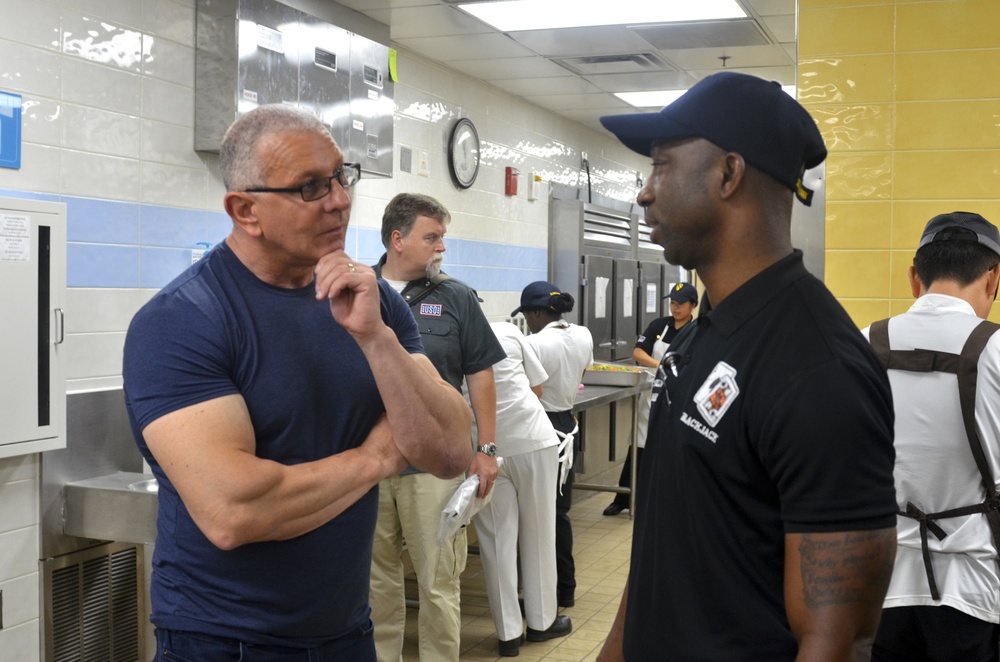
[{"x1": 448, "y1": 117, "x2": 480, "y2": 189}]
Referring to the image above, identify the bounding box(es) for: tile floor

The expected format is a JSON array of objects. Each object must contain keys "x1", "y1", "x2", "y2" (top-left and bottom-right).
[{"x1": 400, "y1": 492, "x2": 634, "y2": 661}]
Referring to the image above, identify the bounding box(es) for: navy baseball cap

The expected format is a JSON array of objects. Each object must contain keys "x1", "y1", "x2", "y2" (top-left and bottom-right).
[
  {"x1": 600, "y1": 71, "x2": 827, "y2": 205},
  {"x1": 666, "y1": 282, "x2": 698, "y2": 305},
  {"x1": 919, "y1": 211, "x2": 1000, "y2": 258},
  {"x1": 511, "y1": 281, "x2": 563, "y2": 316}
]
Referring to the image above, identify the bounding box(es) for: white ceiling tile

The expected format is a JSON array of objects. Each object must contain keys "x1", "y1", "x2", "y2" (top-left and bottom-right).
[
  {"x1": 507, "y1": 26, "x2": 654, "y2": 58},
  {"x1": 742, "y1": 0, "x2": 796, "y2": 17},
  {"x1": 524, "y1": 93, "x2": 633, "y2": 112},
  {"x1": 445, "y1": 55, "x2": 569, "y2": 80},
  {"x1": 491, "y1": 76, "x2": 603, "y2": 96},
  {"x1": 335, "y1": 0, "x2": 439, "y2": 10},
  {"x1": 583, "y1": 71, "x2": 698, "y2": 93},
  {"x1": 660, "y1": 43, "x2": 793, "y2": 70},
  {"x1": 394, "y1": 33, "x2": 530, "y2": 61},
  {"x1": 380, "y1": 5, "x2": 493, "y2": 39},
  {"x1": 759, "y1": 14, "x2": 795, "y2": 43}
]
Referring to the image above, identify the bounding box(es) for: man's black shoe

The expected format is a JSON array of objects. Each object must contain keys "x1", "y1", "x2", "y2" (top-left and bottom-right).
[
  {"x1": 603, "y1": 502, "x2": 627, "y2": 516},
  {"x1": 498, "y1": 634, "x2": 524, "y2": 657},
  {"x1": 526, "y1": 615, "x2": 572, "y2": 642}
]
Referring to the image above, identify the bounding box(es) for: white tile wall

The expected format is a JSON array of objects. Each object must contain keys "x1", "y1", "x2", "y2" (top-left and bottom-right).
[{"x1": 0, "y1": 2, "x2": 651, "y2": 656}]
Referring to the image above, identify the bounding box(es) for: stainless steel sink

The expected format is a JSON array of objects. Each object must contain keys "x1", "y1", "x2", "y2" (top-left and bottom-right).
[{"x1": 63, "y1": 471, "x2": 159, "y2": 545}]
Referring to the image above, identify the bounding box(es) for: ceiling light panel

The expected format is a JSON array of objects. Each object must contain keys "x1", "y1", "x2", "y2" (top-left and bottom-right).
[{"x1": 457, "y1": 0, "x2": 745, "y2": 32}]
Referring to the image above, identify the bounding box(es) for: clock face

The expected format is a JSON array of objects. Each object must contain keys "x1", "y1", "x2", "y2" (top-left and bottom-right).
[{"x1": 448, "y1": 118, "x2": 480, "y2": 189}]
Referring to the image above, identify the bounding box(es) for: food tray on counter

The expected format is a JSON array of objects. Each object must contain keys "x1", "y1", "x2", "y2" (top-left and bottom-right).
[{"x1": 582, "y1": 363, "x2": 650, "y2": 387}]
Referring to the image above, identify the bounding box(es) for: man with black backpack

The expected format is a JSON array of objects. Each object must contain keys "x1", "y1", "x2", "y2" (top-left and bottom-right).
[
  {"x1": 371, "y1": 192, "x2": 505, "y2": 661},
  {"x1": 865, "y1": 211, "x2": 1000, "y2": 661}
]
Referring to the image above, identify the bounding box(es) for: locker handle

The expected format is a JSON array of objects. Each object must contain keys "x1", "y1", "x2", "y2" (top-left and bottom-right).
[
  {"x1": 598, "y1": 341, "x2": 614, "y2": 348},
  {"x1": 54, "y1": 308, "x2": 65, "y2": 344}
]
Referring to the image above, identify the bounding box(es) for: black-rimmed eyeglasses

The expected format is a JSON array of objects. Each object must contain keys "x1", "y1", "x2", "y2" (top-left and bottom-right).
[{"x1": 243, "y1": 163, "x2": 361, "y2": 202}]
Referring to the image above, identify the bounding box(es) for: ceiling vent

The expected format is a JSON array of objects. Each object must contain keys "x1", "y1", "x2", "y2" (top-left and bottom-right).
[
  {"x1": 551, "y1": 52, "x2": 671, "y2": 76},
  {"x1": 630, "y1": 19, "x2": 770, "y2": 50}
]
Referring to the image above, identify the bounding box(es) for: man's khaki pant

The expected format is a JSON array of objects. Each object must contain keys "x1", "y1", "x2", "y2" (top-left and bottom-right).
[{"x1": 370, "y1": 472, "x2": 467, "y2": 662}]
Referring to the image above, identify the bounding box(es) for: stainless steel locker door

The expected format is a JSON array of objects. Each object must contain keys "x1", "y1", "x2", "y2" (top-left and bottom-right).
[
  {"x1": 298, "y1": 17, "x2": 352, "y2": 152},
  {"x1": 612, "y1": 259, "x2": 639, "y2": 361},
  {"x1": 582, "y1": 255, "x2": 614, "y2": 362}
]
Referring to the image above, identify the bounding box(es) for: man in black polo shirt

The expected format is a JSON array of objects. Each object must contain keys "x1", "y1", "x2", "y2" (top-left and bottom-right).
[{"x1": 596, "y1": 72, "x2": 898, "y2": 661}]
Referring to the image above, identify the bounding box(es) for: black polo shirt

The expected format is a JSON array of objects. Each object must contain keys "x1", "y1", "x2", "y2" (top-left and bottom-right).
[{"x1": 624, "y1": 250, "x2": 896, "y2": 661}]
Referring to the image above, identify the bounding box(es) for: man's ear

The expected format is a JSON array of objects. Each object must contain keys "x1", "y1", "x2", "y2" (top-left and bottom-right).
[
  {"x1": 225, "y1": 192, "x2": 262, "y2": 238},
  {"x1": 718, "y1": 152, "x2": 746, "y2": 201},
  {"x1": 390, "y1": 229, "x2": 405, "y2": 253},
  {"x1": 987, "y1": 263, "x2": 1000, "y2": 301},
  {"x1": 908, "y1": 265, "x2": 924, "y2": 299}
]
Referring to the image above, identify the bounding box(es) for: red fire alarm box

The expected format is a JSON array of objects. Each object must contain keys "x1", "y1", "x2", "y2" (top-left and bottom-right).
[{"x1": 505, "y1": 167, "x2": 519, "y2": 196}]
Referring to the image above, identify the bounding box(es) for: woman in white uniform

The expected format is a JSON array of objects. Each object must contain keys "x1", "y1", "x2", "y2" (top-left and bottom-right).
[
  {"x1": 604, "y1": 282, "x2": 698, "y2": 516},
  {"x1": 473, "y1": 321, "x2": 562, "y2": 657},
  {"x1": 513, "y1": 281, "x2": 594, "y2": 613}
]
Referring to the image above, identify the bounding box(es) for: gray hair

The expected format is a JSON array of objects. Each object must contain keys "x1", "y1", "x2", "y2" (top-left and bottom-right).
[
  {"x1": 219, "y1": 105, "x2": 332, "y2": 191},
  {"x1": 380, "y1": 193, "x2": 452, "y2": 248}
]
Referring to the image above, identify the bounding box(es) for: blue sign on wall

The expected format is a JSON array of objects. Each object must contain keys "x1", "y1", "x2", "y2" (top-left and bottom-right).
[{"x1": 0, "y1": 91, "x2": 22, "y2": 170}]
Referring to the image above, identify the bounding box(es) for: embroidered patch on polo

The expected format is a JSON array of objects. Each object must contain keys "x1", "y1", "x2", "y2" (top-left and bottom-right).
[
  {"x1": 419, "y1": 303, "x2": 443, "y2": 317},
  {"x1": 693, "y1": 361, "x2": 740, "y2": 428}
]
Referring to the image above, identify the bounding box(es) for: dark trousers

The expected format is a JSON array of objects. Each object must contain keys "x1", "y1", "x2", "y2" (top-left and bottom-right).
[
  {"x1": 548, "y1": 410, "x2": 577, "y2": 601},
  {"x1": 872, "y1": 605, "x2": 1000, "y2": 662},
  {"x1": 154, "y1": 623, "x2": 376, "y2": 662},
  {"x1": 612, "y1": 446, "x2": 644, "y2": 508}
]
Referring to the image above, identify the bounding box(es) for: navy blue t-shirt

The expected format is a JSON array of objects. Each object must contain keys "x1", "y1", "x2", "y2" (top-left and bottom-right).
[{"x1": 123, "y1": 242, "x2": 424, "y2": 646}]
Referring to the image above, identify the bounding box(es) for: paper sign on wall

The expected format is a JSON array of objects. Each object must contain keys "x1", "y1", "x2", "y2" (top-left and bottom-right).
[
  {"x1": 646, "y1": 283, "x2": 657, "y2": 313},
  {"x1": 0, "y1": 213, "x2": 30, "y2": 261},
  {"x1": 594, "y1": 276, "x2": 609, "y2": 319},
  {"x1": 0, "y1": 91, "x2": 21, "y2": 170},
  {"x1": 623, "y1": 278, "x2": 634, "y2": 317}
]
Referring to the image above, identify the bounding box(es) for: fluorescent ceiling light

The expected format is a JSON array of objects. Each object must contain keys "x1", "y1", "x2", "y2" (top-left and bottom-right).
[
  {"x1": 617, "y1": 84, "x2": 799, "y2": 109},
  {"x1": 457, "y1": 0, "x2": 745, "y2": 32}
]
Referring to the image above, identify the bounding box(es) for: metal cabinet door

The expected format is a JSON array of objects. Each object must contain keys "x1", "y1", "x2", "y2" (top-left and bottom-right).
[
  {"x1": 612, "y1": 259, "x2": 639, "y2": 361},
  {"x1": 582, "y1": 255, "x2": 614, "y2": 362}
]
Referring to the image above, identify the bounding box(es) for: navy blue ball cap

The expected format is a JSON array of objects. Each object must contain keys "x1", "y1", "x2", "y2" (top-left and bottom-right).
[
  {"x1": 600, "y1": 71, "x2": 827, "y2": 205},
  {"x1": 512, "y1": 280, "x2": 563, "y2": 317},
  {"x1": 665, "y1": 282, "x2": 698, "y2": 304},
  {"x1": 919, "y1": 211, "x2": 1000, "y2": 258}
]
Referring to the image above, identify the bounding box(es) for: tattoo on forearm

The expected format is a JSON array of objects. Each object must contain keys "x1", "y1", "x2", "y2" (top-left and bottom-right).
[{"x1": 798, "y1": 530, "x2": 895, "y2": 609}]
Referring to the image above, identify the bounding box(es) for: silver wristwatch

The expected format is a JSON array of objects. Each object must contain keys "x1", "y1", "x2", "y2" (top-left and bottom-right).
[{"x1": 476, "y1": 443, "x2": 497, "y2": 458}]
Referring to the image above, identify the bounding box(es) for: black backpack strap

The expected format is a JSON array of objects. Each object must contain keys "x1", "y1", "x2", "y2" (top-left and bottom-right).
[
  {"x1": 869, "y1": 318, "x2": 891, "y2": 368},
  {"x1": 400, "y1": 273, "x2": 451, "y2": 308},
  {"x1": 956, "y1": 321, "x2": 1000, "y2": 547},
  {"x1": 870, "y1": 317, "x2": 960, "y2": 373}
]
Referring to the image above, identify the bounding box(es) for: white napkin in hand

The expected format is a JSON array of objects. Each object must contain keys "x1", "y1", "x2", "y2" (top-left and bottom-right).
[{"x1": 436, "y1": 457, "x2": 504, "y2": 545}]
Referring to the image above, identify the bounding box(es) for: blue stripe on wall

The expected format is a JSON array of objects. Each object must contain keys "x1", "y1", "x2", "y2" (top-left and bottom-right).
[{"x1": 1, "y1": 189, "x2": 547, "y2": 291}]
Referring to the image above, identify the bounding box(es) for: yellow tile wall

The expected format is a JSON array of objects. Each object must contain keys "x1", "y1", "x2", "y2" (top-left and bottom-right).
[{"x1": 800, "y1": 0, "x2": 1000, "y2": 326}]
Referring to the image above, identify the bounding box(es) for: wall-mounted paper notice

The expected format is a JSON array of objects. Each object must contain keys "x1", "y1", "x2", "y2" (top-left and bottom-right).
[
  {"x1": 623, "y1": 278, "x2": 634, "y2": 317},
  {"x1": 646, "y1": 283, "x2": 657, "y2": 313},
  {"x1": 0, "y1": 213, "x2": 30, "y2": 261},
  {"x1": 594, "y1": 276, "x2": 609, "y2": 319}
]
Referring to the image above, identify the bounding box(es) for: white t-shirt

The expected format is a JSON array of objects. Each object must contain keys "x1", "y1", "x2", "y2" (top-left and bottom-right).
[
  {"x1": 482, "y1": 321, "x2": 559, "y2": 457},
  {"x1": 863, "y1": 293, "x2": 1000, "y2": 623},
  {"x1": 526, "y1": 320, "x2": 594, "y2": 413}
]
